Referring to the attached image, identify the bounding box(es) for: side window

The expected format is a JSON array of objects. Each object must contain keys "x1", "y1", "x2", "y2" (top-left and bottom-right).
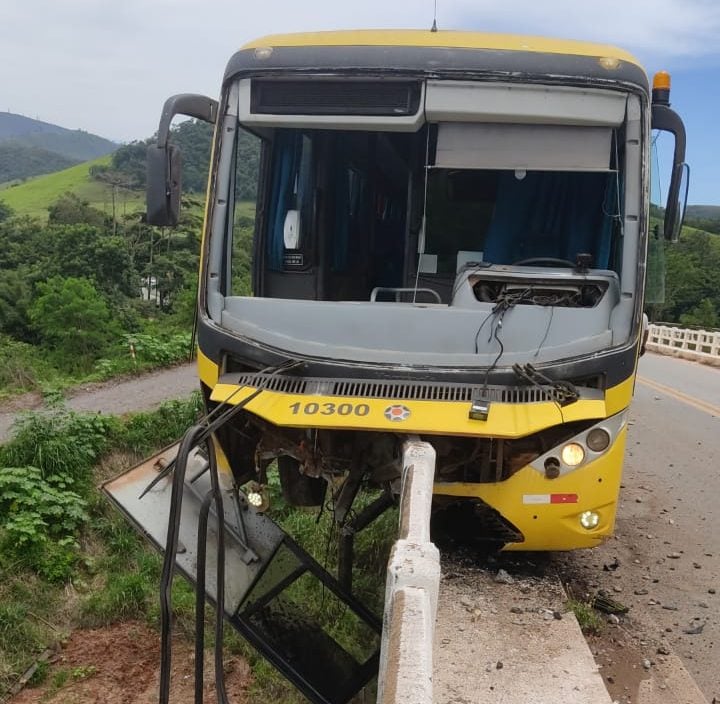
[{"x1": 231, "y1": 127, "x2": 262, "y2": 296}]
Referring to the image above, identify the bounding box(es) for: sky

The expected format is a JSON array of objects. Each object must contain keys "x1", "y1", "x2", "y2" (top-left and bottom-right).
[{"x1": 1, "y1": 0, "x2": 719, "y2": 203}]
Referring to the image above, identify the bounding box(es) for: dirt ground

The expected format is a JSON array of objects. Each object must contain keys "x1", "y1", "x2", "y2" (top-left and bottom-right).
[{"x1": 10, "y1": 622, "x2": 251, "y2": 704}]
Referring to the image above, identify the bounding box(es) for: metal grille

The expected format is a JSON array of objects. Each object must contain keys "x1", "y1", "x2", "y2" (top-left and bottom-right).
[
  {"x1": 251, "y1": 79, "x2": 422, "y2": 116},
  {"x1": 228, "y1": 373, "x2": 569, "y2": 404},
  {"x1": 234, "y1": 374, "x2": 308, "y2": 395}
]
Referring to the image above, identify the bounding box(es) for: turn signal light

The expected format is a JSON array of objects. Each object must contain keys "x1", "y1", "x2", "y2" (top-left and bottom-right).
[
  {"x1": 652, "y1": 71, "x2": 671, "y2": 106},
  {"x1": 653, "y1": 70, "x2": 671, "y2": 91},
  {"x1": 587, "y1": 428, "x2": 611, "y2": 452}
]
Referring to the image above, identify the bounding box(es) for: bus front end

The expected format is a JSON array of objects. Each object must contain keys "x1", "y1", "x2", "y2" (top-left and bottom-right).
[{"x1": 149, "y1": 30, "x2": 687, "y2": 551}]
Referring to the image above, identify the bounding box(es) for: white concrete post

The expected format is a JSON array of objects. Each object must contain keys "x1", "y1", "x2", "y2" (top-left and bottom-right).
[{"x1": 377, "y1": 438, "x2": 440, "y2": 704}]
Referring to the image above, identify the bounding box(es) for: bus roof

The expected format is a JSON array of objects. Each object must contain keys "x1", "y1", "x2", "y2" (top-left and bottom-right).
[
  {"x1": 227, "y1": 29, "x2": 648, "y2": 92},
  {"x1": 241, "y1": 29, "x2": 642, "y2": 68}
]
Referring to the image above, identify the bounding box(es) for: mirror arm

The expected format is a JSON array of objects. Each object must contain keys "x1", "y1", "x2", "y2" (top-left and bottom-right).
[
  {"x1": 651, "y1": 104, "x2": 687, "y2": 240},
  {"x1": 651, "y1": 104, "x2": 686, "y2": 166},
  {"x1": 156, "y1": 94, "x2": 219, "y2": 148}
]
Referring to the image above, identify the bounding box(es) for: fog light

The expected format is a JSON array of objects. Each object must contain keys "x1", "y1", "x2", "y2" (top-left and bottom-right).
[
  {"x1": 246, "y1": 484, "x2": 270, "y2": 512},
  {"x1": 561, "y1": 442, "x2": 585, "y2": 467},
  {"x1": 587, "y1": 428, "x2": 611, "y2": 452},
  {"x1": 579, "y1": 510, "x2": 600, "y2": 529}
]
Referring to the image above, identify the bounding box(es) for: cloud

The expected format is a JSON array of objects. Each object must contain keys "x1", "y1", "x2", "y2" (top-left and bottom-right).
[
  {"x1": 0, "y1": 0, "x2": 717, "y2": 140},
  {"x1": 449, "y1": 0, "x2": 720, "y2": 62}
]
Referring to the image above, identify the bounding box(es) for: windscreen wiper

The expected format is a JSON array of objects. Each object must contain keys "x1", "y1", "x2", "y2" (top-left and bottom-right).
[{"x1": 512, "y1": 363, "x2": 580, "y2": 406}]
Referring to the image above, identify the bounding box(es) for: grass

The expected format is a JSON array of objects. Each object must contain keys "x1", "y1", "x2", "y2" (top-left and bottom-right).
[
  {"x1": 0, "y1": 397, "x2": 203, "y2": 695},
  {"x1": 567, "y1": 598, "x2": 604, "y2": 635},
  {"x1": 0, "y1": 569, "x2": 63, "y2": 692},
  {"x1": 0, "y1": 396, "x2": 395, "y2": 702},
  {"x1": 0, "y1": 156, "x2": 143, "y2": 220},
  {"x1": 0, "y1": 337, "x2": 65, "y2": 401}
]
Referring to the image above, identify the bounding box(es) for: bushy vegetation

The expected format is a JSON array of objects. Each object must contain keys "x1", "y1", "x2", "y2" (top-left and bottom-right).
[
  {"x1": 654, "y1": 223, "x2": 720, "y2": 328},
  {"x1": 0, "y1": 395, "x2": 391, "y2": 702},
  {"x1": 0, "y1": 121, "x2": 228, "y2": 397},
  {"x1": 0, "y1": 395, "x2": 203, "y2": 691}
]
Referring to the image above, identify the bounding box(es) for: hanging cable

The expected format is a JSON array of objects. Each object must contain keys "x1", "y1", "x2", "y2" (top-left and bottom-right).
[
  {"x1": 157, "y1": 359, "x2": 302, "y2": 703},
  {"x1": 159, "y1": 424, "x2": 206, "y2": 704},
  {"x1": 140, "y1": 360, "x2": 302, "y2": 499},
  {"x1": 534, "y1": 305, "x2": 555, "y2": 357},
  {"x1": 193, "y1": 438, "x2": 229, "y2": 704},
  {"x1": 159, "y1": 429, "x2": 230, "y2": 704}
]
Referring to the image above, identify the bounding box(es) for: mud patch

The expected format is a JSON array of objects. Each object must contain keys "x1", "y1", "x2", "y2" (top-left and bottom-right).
[{"x1": 10, "y1": 622, "x2": 250, "y2": 704}]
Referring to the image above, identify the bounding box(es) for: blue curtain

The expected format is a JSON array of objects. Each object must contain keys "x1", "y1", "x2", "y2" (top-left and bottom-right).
[
  {"x1": 483, "y1": 171, "x2": 616, "y2": 268},
  {"x1": 267, "y1": 133, "x2": 302, "y2": 270}
]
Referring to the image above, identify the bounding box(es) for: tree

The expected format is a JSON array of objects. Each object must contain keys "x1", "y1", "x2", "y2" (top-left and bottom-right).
[
  {"x1": 0, "y1": 269, "x2": 34, "y2": 341},
  {"x1": 658, "y1": 229, "x2": 720, "y2": 324},
  {"x1": 43, "y1": 223, "x2": 136, "y2": 298},
  {"x1": 93, "y1": 119, "x2": 222, "y2": 194},
  {"x1": 48, "y1": 193, "x2": 107, "y2": 227},
  {"x1": 0, "y1": 201, "x2": 13, "y2": 223},
  {"x1": 30, "y1": 277, "x2": 119, "y2": 369},
  {"x1": 679, "y1": 298, "x2": 719, "y2": 329}
]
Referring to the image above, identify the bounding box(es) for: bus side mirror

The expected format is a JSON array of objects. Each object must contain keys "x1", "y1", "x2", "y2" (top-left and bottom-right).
[
  {"x1": 146, "y1": 93, "x2": 218, "y2": 227},
  {"x1": 147, "y1": 144, "x2": 182, "y2": 226},
  {"x1": 651, "y1": 103, "x2": 688, "y2": 243}
]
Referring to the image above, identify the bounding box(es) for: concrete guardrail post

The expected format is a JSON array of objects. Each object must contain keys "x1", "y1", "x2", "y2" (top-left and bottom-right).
[{"x1": 377, "y1": 438, "x2": 440, "y2": 704}]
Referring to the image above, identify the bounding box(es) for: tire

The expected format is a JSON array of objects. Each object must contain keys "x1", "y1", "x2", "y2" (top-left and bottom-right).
[{"x1": 277, "y1": 456, "x2": 326, "y2": 507}]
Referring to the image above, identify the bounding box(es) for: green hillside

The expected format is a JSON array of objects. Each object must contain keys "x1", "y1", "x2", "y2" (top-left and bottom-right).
[
  {"x1": 0, "y1": 112, "x2": 116, "y2": 182},
  {"x1": 686, "y1": 205, "x2": 720, "y2": 220},
  {"x1": 0, "y1": 156, "x2": 143, "y2": 219},
  {"x1": 0, "y1": 142, "x2": 78, "y2": 182},
  {"x1": 8, "y1": 130, "x2": 116, "y2": 162}
]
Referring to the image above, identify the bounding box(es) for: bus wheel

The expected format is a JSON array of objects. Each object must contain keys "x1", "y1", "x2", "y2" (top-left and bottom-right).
[{"x1": 278, "y1": 456, "x2": 326, "y2": 507}]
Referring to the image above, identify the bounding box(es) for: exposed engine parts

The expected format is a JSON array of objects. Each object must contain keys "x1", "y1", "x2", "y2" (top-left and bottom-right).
[
  {"x1": 211, "y1": 407, "x2": 597, "y2": 504},
  {"x1": 473, "y1": 280, "x2": 607, "y2": 308}
]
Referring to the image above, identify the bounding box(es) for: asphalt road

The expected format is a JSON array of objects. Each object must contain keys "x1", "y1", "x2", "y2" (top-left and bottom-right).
[{"x1": 566, "y1": 353, "x2": 719, "y2": 700}]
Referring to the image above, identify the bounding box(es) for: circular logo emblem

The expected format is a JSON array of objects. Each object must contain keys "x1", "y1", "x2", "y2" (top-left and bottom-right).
[{"x1": 384, "y1": 404, "x2": 411, "y2": 422}]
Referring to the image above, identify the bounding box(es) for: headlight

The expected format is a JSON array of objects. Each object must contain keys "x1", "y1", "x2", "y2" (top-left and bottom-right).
[
  {"x1": 561, "y1": 442, "x2": 585, "y2": 467},
  {"x1": 586, "y1": 428, "x2": 611, "y2": 452}
]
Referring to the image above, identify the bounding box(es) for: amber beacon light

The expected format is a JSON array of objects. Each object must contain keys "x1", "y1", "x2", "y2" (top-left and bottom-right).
[{"x1": 652, "y1": 70, "x2": 671, "y2": 106}]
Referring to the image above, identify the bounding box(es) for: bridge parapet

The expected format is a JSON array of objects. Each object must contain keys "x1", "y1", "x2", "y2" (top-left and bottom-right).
[{"x1": 647, "y1": 324, "x2": 720, "y2": 365}]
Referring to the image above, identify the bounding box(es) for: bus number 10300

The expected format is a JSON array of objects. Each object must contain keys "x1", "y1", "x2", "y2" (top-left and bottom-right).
[{"x1": 288, "y1": 402, "x2": 370, "y2": 417}]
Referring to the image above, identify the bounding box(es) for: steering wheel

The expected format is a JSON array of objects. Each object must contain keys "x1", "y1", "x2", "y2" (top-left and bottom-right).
[{"x1": 511, "y1": 257, "x2": 576, "y2": 268}]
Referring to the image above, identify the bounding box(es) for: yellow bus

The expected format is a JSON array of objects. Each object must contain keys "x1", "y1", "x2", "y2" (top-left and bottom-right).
[
  {"x1": 103, "y1": 30, "x2": 691, "y2": 703},
  {"x1": 144, "y1": 29, "x2": 687, "y2": 553}
]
